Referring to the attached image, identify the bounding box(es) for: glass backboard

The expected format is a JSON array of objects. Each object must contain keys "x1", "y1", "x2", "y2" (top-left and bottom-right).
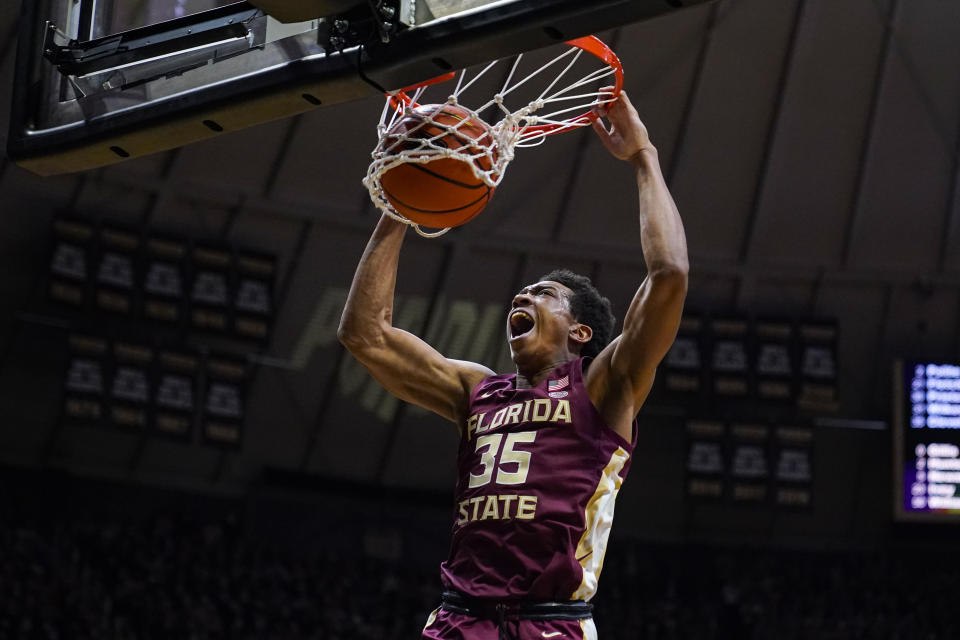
[
  {"x1": 89, "y1": 0, "x2": 239, "y2": 40},
  {"x1": 7, "y1": 0, "x2": 713, "y2": 176}
]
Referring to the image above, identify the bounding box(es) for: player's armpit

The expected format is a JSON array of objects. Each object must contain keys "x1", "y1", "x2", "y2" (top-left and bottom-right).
[{"x1": 341, "y1": 324, "x2": 493, "y2": 424}]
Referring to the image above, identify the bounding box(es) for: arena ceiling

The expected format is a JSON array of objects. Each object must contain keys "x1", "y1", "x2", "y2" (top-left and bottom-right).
[{"x1": 1, "y1": 0, "x2": 959, "y2": 494}]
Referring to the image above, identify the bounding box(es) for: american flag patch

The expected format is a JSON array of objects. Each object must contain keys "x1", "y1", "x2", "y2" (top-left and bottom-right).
[{"x1": 547, "y1": 376, "x2": 569, "y2": 391}]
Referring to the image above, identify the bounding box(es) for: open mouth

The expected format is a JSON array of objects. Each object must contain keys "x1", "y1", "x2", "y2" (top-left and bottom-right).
[{"x1": 509, "y1": 310, "x2": 535, "y2": 338}]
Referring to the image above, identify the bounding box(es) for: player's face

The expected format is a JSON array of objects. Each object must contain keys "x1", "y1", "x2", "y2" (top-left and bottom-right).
[{"x1": 507, "y1": 281, "x2": 578, "y2": 360}]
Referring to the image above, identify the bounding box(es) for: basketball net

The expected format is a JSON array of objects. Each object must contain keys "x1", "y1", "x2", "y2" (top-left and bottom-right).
[{"x1": 363, "y1": 36, "x2": 623, "y2": 237}]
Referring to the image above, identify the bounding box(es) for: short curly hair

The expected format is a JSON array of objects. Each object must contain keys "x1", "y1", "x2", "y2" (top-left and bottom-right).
[{"x1": 539, "y1": 269, "x2": 616, "y2": 359}]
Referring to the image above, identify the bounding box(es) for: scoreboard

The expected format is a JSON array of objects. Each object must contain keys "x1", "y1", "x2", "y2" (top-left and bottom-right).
[{"x1": 894, "y1": 361, "x2": 960, "y2": 521}]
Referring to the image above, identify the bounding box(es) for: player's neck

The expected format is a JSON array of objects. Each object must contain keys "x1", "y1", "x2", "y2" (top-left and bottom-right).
[{"x1": 515, "y1": 359, "x2": 571, "y2": 388}]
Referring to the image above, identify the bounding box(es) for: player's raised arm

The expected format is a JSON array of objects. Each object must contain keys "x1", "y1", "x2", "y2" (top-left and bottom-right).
[
  {"x1": 337, "y1": 215, "x2": 493, "y2": 425},
  {"x1": 586, "y1": 91, "x2": 689, "y2": 433}
]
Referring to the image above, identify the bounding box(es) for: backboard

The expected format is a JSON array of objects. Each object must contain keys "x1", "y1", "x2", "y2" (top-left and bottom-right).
[{"x1": 7, "y1": 0, "x2": 714, "y2": 176}]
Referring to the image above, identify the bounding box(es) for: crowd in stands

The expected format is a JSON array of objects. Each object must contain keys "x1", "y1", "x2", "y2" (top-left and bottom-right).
[
  {"x1": 593, "y1": 544, "x2": 959, "y2": 640},
  {"x1": 0, "y1": 514, "x2": 436, "y2": 639},
  {"x1": 1, "y1": 476, "x2": 958, "y2": 639}
]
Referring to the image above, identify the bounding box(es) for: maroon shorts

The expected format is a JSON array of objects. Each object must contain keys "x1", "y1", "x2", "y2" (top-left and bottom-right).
[{"x1": 421, "y1": 607, "x2": 598, "y2": 640}]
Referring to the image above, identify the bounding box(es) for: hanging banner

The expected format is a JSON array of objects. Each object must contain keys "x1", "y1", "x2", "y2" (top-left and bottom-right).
[
  {"x1": 728, "y1": 423, "x2": 770, "y2": 504},
  {"x1": 685, "y1": 419, "x2": 727, "y2": 500},
  {"x1": 190, "y1": 245, "x2": 233, "y2": 333},
  {"x1": 49, "y1": 218, "x2": 94, "y2": 307},
  {"x1": 154, "y1": 348, "x2": 198, "y2": 439},
  {"x1": 798, "y1": 321, "x2": 838, "y2": 411},
  {"x1": 94, "y1": 227, "x2": 139, "y2": 315},
  {"x1": 664, "y1": 314, "x2": 703, "y2": 395},
  {"x1": 233, "y1": 250, "x2": 275, "y2": 343},
  {"x1": 754, "y1": 318, "x2": 795, "y2": 402},
  {"x1": 63, "y1": 333, "x2": 109, "y2": 425},
  {"x1": 773, "y1": 425, "x2": 814, "y2": 509},
  {"x1": 108, "y1": 341, "x2": 152, "y2": 430},
  {"x1": 710, "y1": 316, "x2": 749, "y2": 397},
  {"x1": 143, "y1": 235, "x2": 187, "y2": 325},
  {"x1": 202, "y1": 354, "x2": 246, "y2": 447}
]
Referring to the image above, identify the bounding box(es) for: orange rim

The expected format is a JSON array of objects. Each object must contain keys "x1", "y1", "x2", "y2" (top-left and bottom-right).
[
  {"x1": 385, "y1": 35, "x2": 623, "y2": 132},
  {"x1": 523, "y1": 36, "x2": 623, "y2": 136},
  {"x1": 388, "y1": 71, "x2": 457, "y2": 111}
]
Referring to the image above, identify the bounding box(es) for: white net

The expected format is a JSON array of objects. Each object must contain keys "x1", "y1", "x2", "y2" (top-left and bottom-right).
[{"x1": 363, "y1": 37, "x2": 621, "y2": 237}]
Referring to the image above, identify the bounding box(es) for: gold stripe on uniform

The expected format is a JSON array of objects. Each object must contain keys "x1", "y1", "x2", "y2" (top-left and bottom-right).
[
  {"x1": 422, "y1": 607, "x2": 439, "y2": 631},
  {"x1": 571, "y1": 446, "x2": 630, "y2": 601},
  {"x1": 580, "y1": 617, "x2": 599, "y2": 640}
]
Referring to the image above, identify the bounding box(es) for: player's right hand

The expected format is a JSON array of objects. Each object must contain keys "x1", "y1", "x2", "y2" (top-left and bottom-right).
[{"x1": 591, "y1": 88, "x2": 654, "y2": 164}]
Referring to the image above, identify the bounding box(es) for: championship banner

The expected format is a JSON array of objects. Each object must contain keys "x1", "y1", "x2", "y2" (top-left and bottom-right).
[
  {"x1": 202, "y1": 354, "x2": 246, "y2": 447},
  {"x1": 62, "y1": 333, "x2": 109, "y2": 425},
  {"x1": 233, "y1": 250, "x2": 275, "y2": 342},
  {"x1": 153, "y1": 349, "x2": 198, "y2": 440},
  {"x1": 754, "y1": 318, "x2": 795, "y2": 402},
  {"x1": 709, "y1": 316, "x2": 749, "y2": 397},
  {"x1": 798, "y1": 321, "x2": 838, "y2": 411},
  {"x1": 729, "y1": 423, "x2": 770, "y2": 504},
  {"x1": 143, "y1": 235, "x2": 187, "y2": 324},
  {"x1": 94, "y1": 227, "x2": 139, "y2": 315},
  {"x1": 773, "y1": 425, "x2": 814, "y2": 509},
  {"x1": 685, "y1": 419, "x2": 727, "y2": 500},
  {"x1": 49, "y1": 218, "x2": 94, "y2": 307},
  {"x1": 663, "y1": 314, "x2": 703, "y2": 395},
  {"x1": 190, "y1": 245, "x2": 233, "y2": 333},
  {"x1": 108, "y1": 341, "x2": 152, "y2": 430}
]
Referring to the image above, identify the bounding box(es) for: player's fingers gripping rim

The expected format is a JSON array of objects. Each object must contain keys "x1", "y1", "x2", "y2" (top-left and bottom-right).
[
  {"x1": 593, "y1": 85, "x2": 620, "y2": 118},
  {"x1": 598, "y1": 88, "x2": 642, "y2": 129}
]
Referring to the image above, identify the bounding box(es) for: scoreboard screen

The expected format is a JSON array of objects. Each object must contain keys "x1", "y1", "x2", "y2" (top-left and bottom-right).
[{"x1": 894, "y1": 361, "x2": 960, "y2": 522}]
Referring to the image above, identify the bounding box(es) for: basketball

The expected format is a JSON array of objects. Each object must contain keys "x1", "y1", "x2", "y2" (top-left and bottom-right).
[{"x1": 379, "y1": 104, "x2": 497, "y2": 229}]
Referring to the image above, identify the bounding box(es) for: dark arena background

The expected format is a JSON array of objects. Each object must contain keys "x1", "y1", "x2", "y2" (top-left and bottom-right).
[{"x1": 3, "y1": 0, "x2": 960, "y2": 638}]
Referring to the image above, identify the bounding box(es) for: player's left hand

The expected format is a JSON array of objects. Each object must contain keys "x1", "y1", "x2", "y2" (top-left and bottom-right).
[{"x1": 591, "y1": 88, "x2": 654, "y2": 163}]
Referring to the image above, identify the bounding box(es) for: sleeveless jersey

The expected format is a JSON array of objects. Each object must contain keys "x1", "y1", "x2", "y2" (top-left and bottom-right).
[{"x1": 439, "y1": 357, "x2": 636, "y2": 603}]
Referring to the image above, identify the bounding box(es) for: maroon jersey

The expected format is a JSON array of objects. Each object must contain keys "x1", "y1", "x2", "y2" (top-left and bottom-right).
[{"x1": 440, "y1": 357, "x2": 636, "y2": 602}]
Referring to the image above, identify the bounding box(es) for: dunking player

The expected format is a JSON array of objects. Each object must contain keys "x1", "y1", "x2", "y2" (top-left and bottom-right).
[{"x1": 338, "y1": 90, "x2": 688, "y2": 639}]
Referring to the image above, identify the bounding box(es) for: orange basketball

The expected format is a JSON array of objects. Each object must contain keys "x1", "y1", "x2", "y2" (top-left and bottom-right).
[{"x1": 380, "y1": 104, "x2": 496, "y2": 229}]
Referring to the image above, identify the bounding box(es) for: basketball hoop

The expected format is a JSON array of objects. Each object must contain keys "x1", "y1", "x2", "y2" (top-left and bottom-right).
[{"x1": 363, "y1": 36, "x2": 624, "y2": 237}]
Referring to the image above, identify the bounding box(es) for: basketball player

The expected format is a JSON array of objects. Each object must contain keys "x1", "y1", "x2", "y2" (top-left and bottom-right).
[{"x1": 338, "y1": 90, "x2": 688, "y2": 639}]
